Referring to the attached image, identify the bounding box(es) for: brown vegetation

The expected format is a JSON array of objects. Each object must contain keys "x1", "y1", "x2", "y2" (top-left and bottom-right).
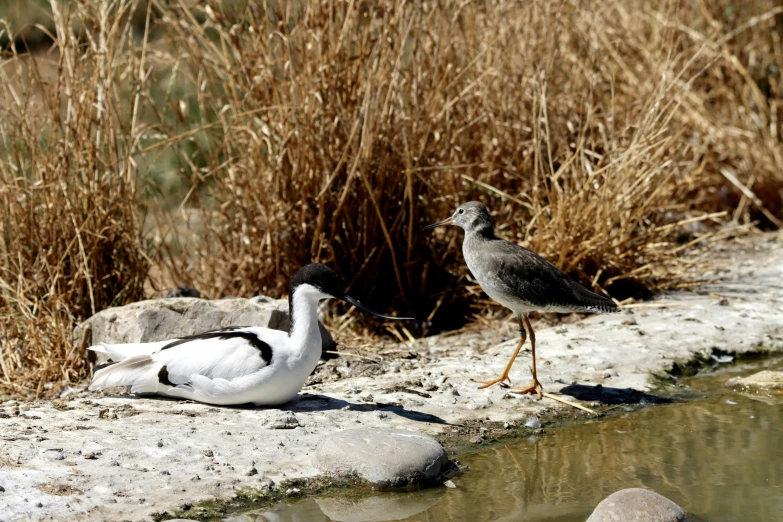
[{"x1": 1, "y1": 0, "x2": 782, "y2": 396}]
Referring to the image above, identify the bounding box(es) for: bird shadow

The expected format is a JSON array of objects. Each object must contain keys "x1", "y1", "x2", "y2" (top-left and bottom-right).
[
  {"x1": 100, "y1": 391, "x2": 454, "y2": 425},
  {"x1": 280, "y1": 393, "x2": 456, "y2": 426},
  {"x1": 558, "y1": 384, "x2": 674, "y2": 405}
]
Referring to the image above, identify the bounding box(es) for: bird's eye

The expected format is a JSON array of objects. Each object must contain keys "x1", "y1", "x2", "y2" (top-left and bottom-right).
[{"x1": 458, "y1": 209, "x2": 464, "y2": 214}]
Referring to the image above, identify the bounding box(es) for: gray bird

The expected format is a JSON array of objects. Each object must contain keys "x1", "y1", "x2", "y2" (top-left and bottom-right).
[{"x1": 425, "y1": 201, "x2": 619, "y2": 397}]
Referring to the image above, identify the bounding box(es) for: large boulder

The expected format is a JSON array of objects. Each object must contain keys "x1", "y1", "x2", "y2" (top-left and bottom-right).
[
  {"x1": 72, "y1": 296, "x2": 336, "y2": 361},
  {"x1": 315, "y1": 428, "x2": 458, "y2": 489},
  {"x1": 586, "y1": 488, "x2": 686, "y2": 522}
]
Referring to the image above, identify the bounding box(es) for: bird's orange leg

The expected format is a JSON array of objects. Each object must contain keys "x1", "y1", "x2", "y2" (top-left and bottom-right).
[
  {"x1": 510, "y1": 316, "x2": 543, "y2": 398},
  {"x1": 473, "y1": 317, "x2": 527, "y2": 389}
]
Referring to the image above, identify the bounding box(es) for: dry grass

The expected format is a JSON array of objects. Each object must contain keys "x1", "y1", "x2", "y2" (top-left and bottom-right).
[
  {"x1": 1, "y1": 0, "x2": 782, "y2": 396},
  {"x1": 0, "y1": 1, "x2": 152, "y2": 395}
]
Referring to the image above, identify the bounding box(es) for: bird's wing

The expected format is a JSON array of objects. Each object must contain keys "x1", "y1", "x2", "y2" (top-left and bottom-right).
[
  {"x1": 471, "y1": 239, "x2": 617, "y2": 312},
  {"x1": 150, "y1": 326, "x2": 284, "y2": 385},
  {"x1": 90, "y1": 326, "x2": 286, "y2": 395}
]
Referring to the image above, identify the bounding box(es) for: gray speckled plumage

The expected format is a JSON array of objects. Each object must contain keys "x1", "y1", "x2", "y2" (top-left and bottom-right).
[
  {"x1": 463, "y1": 232, "x2": 618, "y2": 314},
  {"x1": 427, "y1": 200, "x2": 618, "y2": 317}
]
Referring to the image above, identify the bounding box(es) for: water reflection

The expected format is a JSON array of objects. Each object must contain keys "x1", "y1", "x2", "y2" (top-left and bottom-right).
[
  {"x1": 227, "y1": 488, "x2": 445, "y2": 522},
  {"x1": 229, "y1": 361, "x2": 783, "y2": 522},
  {"x1": 316, "y1": 489, "x2": 446, "y2": 522}
]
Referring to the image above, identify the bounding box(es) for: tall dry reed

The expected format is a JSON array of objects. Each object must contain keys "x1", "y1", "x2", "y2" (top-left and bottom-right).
[{"x1": 0, "y1": 0, "x2": 153, "y2": 395}]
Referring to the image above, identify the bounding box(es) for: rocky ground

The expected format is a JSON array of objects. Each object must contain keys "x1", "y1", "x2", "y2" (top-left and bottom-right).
[{"x1": 1, "y1": 232, "x2": 782, "y2": 522}]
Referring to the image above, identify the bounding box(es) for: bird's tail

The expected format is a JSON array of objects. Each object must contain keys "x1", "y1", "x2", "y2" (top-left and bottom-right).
[
  {"x1": 88, "y1": 340, "x2": 173, "y2": 365},
  {"x1": 89, "y1": 355, "x2": 165, "y2": 394},
  {"x1": 571, "y1": 282, "x2": 620, "y2": 313}
]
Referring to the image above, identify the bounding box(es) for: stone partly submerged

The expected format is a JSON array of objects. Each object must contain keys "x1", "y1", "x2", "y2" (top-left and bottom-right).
[
  {"x1": 72, "y1": 296, "x2": 336, "y2": 361},
  {"x1": 315, "y1": 428, "x2": 458, "y2": 489},
  {"x1": 586, "y1": 488, "x2": 686, "y2": 522},
  {"x1": 724, "y1": 370, "x2": 783, "y2": 391}
]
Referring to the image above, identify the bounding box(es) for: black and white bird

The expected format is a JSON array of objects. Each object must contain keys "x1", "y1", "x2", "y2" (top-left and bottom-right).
[
  {"x1": 89, "y1": 264, "x2": 408, "y2": 406},
  {"x1": 425, "y1": 201, "x2": 619, "y2": 397}
]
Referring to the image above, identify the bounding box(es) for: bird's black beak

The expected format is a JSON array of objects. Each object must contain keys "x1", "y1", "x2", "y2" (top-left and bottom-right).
[
  {"x1": 423, "y1": 216, "x2": 454, "y2": 230},
  {"x1": 340, "y1": 295, "x2": 413, "y2": 320}
]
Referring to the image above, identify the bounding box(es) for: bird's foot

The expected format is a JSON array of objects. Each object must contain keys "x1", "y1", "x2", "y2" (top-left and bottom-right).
[
  {"x1": 472, "y1": 374, "x2": 511, "y2": 390},
  {"x1": 510, "y1": 379, "x2": 543, "y2": 399}
]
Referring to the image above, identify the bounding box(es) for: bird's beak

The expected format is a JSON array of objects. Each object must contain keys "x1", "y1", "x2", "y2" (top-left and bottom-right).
[
  {"x1": 340, "y1": 294, "x2": 414, "y2": 320},
  {"x1": 423, "y1": 216, "x2": 454, "y2": 230}
]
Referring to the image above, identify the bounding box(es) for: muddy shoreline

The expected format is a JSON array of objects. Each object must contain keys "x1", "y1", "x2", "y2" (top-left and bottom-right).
[{"x1": 1, "y1": 233, "x2": 782, "y2": 522}]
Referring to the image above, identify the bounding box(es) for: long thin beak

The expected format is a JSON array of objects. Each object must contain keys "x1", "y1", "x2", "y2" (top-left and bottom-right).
[
  {"x1": 423, "y1": 216, "x2": 454, "y2": 230},
  {"x1": 341, "y1": 295, "x2": 413, "y2": 320}
]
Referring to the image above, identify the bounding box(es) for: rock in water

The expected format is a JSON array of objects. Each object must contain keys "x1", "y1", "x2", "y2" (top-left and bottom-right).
[
  {"x1": 586, "y1": 488, "x2": 686, "y2": 522},
  {"x1": 315, "y1": 428, "x2": 457, "y2": 489},
  {"x1": 724, "y1": 371, "x2": 783, "y2": 391},
  {"x1": 73, "y1": 296, "x2": 336, "y2": 361}
]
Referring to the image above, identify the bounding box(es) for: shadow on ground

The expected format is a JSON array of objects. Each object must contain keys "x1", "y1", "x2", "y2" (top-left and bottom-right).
[
  {"x1": 287, "y1": 393, "x2": 455, "y2": 425},
  {"x1": 558, "y1": 384, "x2": 674, "y2": 405}
]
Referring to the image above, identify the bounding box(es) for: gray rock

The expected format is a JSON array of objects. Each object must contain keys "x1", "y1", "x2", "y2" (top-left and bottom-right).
[
  {"x1": 74, "y1": 296, "x2": 336, "y2": 362},
  {"x1": 724, "y1": 370, "x2": 783, "y2": 391},
  {"x1": 586, "y1": 488, "x2": 686, "y2": 522},
  {"x1": 315, "y1": 428, "x2": 457, "y2": 489}
]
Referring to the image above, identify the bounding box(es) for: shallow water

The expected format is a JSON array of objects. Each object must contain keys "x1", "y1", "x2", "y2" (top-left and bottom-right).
[{"x1": 229, "y1": 359, "x2": 783, "y2": 522}]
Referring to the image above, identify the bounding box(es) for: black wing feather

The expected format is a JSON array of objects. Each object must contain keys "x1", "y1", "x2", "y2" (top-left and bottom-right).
[{"x1": 160, "y1": 328, "x2": 273, "y2": 365}]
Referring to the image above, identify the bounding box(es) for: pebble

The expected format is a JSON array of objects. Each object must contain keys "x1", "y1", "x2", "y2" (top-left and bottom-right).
[
  {"x1": 269, "y1": 413, "x2": 300, "y2": 429},
  {"x1": 0, "y1": 485, "x2": 5, "y2": 492},
  {"x1": 469, "y1": 435, "x2": 484, "y2": 444},
  {"x1": 525, "y1": 416, "x2": 542, "y2": 429},
  {"x1": 465, "y1": 399, "x2": 492, "y2": 410},
  {"x1": 315, "y1": 428, "x2": 457, "y2": 489},
  {"x1": 586, "y1": 488, "x2": 686, "y2": 522},
  {"x1": 244, "y1": 467, "x2": 258, "y2": 476},
  {"x1": 203, "y1": 449, "x2": 214, "y2": 457},
  {"x1": 258, "y1": 479, "x2": 275, "y2": 490}
]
